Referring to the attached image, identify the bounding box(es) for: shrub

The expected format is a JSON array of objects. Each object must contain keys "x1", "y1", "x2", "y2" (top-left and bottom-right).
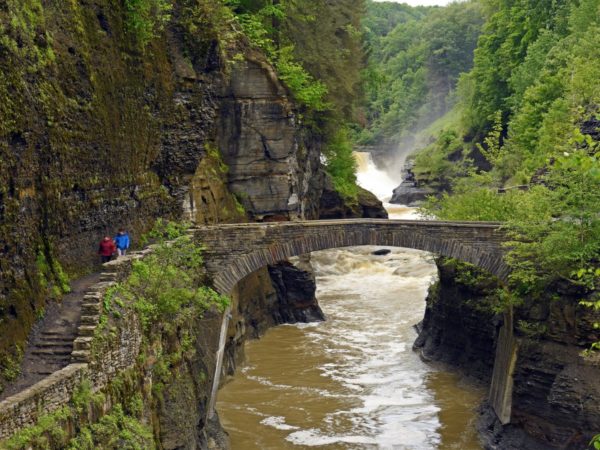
[
  {"x1": 124, "y1": 0, "x2": 173, "y2": 47},
  {"x1": 322, "y1": 128, "x2": 358, "y2": 200},
  {"x1": 108, "y1": 220, "x2": 229, "y2": 332}
]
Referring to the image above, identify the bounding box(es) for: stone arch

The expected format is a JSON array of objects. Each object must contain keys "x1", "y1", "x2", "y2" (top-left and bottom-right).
[{"x1": 196, "y1": 220, "x2": 509, "y2": 295}]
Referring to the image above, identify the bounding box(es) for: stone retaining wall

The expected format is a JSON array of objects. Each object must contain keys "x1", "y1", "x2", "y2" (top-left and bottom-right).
[{"x1": 0, "y1": 250, "x2": 149, "y2": 441}]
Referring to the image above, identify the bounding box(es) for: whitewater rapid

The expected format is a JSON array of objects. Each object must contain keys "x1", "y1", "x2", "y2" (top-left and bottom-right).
[{"x1": 217, "y1": 151, "x2": 483, "y2": 449}]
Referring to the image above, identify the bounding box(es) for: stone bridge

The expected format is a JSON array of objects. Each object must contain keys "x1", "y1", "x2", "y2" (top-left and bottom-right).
[
  {"x1": 197, "y1": 219, "x2": 516, "y2": 424},
  {"x1": 193, "y1": 219, "x2": 509, "y2": 295}
]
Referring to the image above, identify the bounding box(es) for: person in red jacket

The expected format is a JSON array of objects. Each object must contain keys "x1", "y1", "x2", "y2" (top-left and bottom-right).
[{"x1": 98, "y1": 236, "x2": 116, "y2": 263}]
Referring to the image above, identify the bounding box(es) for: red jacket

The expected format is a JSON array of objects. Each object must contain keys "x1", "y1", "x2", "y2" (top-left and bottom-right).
[{"x1": 98, "y1": 239, "x2": 116, "y2": 256}]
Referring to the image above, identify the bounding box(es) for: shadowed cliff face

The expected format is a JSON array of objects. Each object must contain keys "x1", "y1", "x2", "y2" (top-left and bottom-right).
[
  {"x1": 0, "y1": 5, "x2": 337, "y2": 449},
  {"x1": 0, "y1": 0, "x2": 329, "y2": 377},
  {"x1": 415, "y1": 258, "x2": 600, "y2": 449}
]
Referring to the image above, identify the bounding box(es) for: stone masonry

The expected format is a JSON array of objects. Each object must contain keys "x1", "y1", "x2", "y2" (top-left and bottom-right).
[
  {"x1": 0, "y1": 250, "x2": 149, "y2": 441},
  {"x1": 194, "y1": 219, "x2": 509, "y2": 296},
  {"x1": 0, "y1": 218, "x2": 510, "y2": 443}
]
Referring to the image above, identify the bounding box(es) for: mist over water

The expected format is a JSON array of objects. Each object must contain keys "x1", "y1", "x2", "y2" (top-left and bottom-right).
[
  {"x1": 217, "y1": 155, "x2": 483, "y2": 449},
  {"x1": 354, "y1": 153, "x2": 399, "y2": 203},
  {"x1": 355, "y1": 152, "x2": 419, "y2": 219}
]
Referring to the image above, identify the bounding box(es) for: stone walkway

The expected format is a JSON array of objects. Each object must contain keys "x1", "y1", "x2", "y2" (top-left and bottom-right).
[{"x1": 0, "y1": 272, "x2": 102, "y2": 401}]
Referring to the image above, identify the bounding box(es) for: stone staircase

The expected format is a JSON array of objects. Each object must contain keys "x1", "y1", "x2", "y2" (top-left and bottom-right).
[
  {"x1": 0, "y1": 273, "x2": 101, "y2": 400},
  {"x1": 29, "y1": 330, "x2": 77, "y2": 374}
]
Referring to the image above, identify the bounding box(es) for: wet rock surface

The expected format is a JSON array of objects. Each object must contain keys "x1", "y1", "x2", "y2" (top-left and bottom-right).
[
  {"x1": 319, "y1": 172, "x2": 388, "y2": 219},
  {"x1": 268, "y1": 260, "x2": 325, "y2": 324},
  {"x1": 372, "y1": 249, "x2": 391, "y2": 256},
  {"x1": 390, "y1": 160, "x2": 436, "y2": 206},
  {"x1": 413, "y1": 258, "x2": 499, "y2": 381},
  {"x1": 415, "y1": 258, "x2": 600, "y2": 449}
]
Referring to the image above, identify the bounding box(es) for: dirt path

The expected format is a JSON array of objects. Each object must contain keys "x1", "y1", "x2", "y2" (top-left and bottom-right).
[{"x1": 0, "y1": 272, "x2": 102, "y2": 401}]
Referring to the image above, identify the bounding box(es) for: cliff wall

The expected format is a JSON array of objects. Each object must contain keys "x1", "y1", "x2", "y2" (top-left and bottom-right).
[
  {"x1": 0, "y1": 0, "x2": 329, "y2": 384},
  {"x1": 0, "y1": 0, "x2": 335, "y2": 447},
  {"x1": 415, "y1": 258, "x2": 600, "y2": 449}
]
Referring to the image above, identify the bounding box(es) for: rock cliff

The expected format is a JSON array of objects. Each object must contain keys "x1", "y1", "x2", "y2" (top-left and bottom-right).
[
  {"x1": 415, "y1": 258, "x2": 600, "y2": 449},
  {"x1": 389, "y1": 160, "x2": 436, "y2": 206},
  {"x1": 0, "y1": 1, "x2": 370, "y2": 447}
]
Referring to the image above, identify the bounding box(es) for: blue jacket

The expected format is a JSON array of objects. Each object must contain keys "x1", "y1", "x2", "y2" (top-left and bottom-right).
[{"x1": 114, "y1": 233, "x2": 130, "y2": 250}]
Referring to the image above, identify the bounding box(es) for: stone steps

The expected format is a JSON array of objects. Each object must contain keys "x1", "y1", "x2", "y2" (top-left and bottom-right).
[
  {"x1": 0, "y1": 272, "x2": 103, "y2": 402},
  {"x1": 31, "y1": 347, "x2": 73, "y2": 357}
]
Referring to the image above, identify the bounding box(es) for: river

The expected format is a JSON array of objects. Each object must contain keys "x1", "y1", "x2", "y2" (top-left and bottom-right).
[{"x1": 217, "y1": 153, "x2": 484, "y2": 449}]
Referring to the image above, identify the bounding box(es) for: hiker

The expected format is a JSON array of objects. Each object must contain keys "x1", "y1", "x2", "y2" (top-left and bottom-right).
[
  {"x1": 114, "y1": 228, "x2": 130, "y2": 257},
  {"x1": 98, "y1": 236, "x2": 116, "y2": 263}
]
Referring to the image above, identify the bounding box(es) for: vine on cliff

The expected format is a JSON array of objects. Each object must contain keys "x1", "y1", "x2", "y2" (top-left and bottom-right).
[
  {"x1": 103, "y1": 219, "x2": 229, "y2": 332},
  {"x1": 124, "y1": 0, "x2": 173, "y2": 47}
]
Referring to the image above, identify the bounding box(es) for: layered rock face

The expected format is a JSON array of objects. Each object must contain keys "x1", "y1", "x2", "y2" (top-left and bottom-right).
[
  {"x1": 413, "y1": 258, "x2": 499, "y2": 381},
  {"x1": 217, "y1": 55, "x2": 323, "y2": 222},
  {"x1": 415, "y1": 258, "x2": 600, "y2": 449},
  {"x1": 319, "y1": 173, "x2": 388, "y2": 219},
  {"x1": 390, "y1": 160, "x2": 436, "y2": 206}
]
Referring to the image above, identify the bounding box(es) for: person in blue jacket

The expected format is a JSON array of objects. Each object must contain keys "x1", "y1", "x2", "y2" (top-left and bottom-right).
[{"x1": 114, "y1": 228, "x2": 130, "y2": 257}]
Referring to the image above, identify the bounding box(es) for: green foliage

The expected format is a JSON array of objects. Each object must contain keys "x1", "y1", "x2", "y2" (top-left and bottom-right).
[
  {"x1": 124, "y1": 0, "x2": 173, "y2": 47},
  {"x1": 233, "y1": 195, "x2": 246, "y2": 215},
  {"x1": 0, "y1": 345, "x2": 23, "y2": 385},
  {"x1": 7, "y1": 321, "x2": 177, "y2": 448},
  {"x1": 414, "y1": 0, "x2": 600, "y2": 318},
  {"x1": 36, "y1": 248, "x2": 71, "y2": 298},
  {"x1": 66, "y1": 404, "x2": 154, "y2": 450},
  {"x1": 280, "y1": 0, "x2": 365, "y2": 118},
  {"x1": 230, "y1": 1, "x2": 329, "y2": 111},
  {"x1": 516, "y1": 320, "x2": 547, "y2": 338},
  {"x1": 476, "y1": 111, "x2": 504, "y2": 165},
  {"x1": 205, "y1": 144, "x2": 229, "y2": 174},
  {"x1": 359, "y1": 1, "x2": 484, "y2": 144},
  {"x1": 275, "y1": 46, "x2": 329, "y2": 111},
  {"x1": 322, "y1": 127, "x2": 358, "y2": 200},
  {"x1": 412, "y1": 127, "x2": 466, "y2": 187},
  {"x1": 109, "y1": 220, "x2": 229, "y2": 332},
  {"x1": 465, "y1": 0, "x2": 572, "y2": 135},
  {"x1": 4, "y1": 406, "x2": 71, "y2": 450},
  {"x1": 591, "y1": 434, "x2": 600, "y2": 450}
]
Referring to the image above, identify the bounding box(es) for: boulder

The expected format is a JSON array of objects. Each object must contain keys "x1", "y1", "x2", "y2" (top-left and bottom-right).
[{"x1": 319, "y1": 172, "x2": 388, "y2": 219}]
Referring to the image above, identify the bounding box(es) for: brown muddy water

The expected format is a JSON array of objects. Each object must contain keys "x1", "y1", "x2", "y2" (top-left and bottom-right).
[
  {"x1": 216, "y1": 152, "x2": 484, "y2": 449},
  {"x1": 217, "y1": 246, "x2": 484, "y2": 449}
]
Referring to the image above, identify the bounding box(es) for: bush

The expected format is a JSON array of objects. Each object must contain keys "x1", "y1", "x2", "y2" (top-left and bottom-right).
[
  {"x1": 124, "y1": 0, "x2": 172, "y2": 47},
  {"x1": 107, "y1": 220, "x2": 229, "y2": 332},
  {"x1": 322, "y1": 128, "x2": 358, "y2": 200}
]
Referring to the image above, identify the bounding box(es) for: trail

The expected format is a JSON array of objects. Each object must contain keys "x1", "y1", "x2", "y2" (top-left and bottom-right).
[{"x1": 0, "y1": 272, "x2": 102, "y2": 400}]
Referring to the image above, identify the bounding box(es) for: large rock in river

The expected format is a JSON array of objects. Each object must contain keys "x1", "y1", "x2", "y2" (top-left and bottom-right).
[
  {"x1": 319, "y1": 172, "x2": 388, "y2": 219},
  {"x1": 390, "y1": 160, "x2": 436, "y2": 206}
]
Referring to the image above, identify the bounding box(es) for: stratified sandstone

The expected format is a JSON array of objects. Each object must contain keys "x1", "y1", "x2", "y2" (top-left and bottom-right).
[{"x1": 415, "y1": 258, "x2": 600, "y2": 449}]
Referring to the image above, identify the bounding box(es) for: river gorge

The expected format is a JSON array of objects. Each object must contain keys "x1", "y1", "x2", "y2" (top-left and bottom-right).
[
  {"x1": 217, "y1": 154, "x2": 485, "y2": 449},
  {"x1": 1, "y1": 1, "x2": 598, "y2": 448}
]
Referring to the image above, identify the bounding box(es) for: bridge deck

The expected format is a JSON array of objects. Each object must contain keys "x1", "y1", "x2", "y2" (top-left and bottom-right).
[{"x1": 193, "y1": 219, "x2": 509, "y2": 294}]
